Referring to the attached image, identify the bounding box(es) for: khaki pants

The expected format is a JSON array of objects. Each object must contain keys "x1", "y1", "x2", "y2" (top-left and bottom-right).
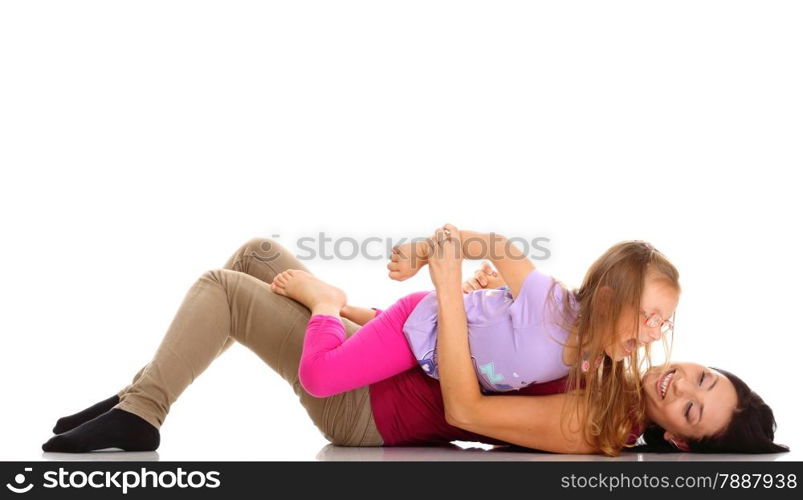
[{"x1": 112, "y1": 238, "x2": 384, "y2": 446}]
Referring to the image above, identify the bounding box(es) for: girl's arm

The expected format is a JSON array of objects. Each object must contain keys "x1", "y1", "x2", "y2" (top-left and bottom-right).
[
  {"x1": 347, "y1": 261, "x2": 503, "y2": 325},
  {"x1": 431, "y1": 225, "x2": 595, "y2": 454},
  {"x1": 455, "y1": 229, "x2": 535, "y2": 300},
  {"x1": 394, "y1": 229, "x2": 534, "y2": 300},
  {"x1": 462, "y1": 261, "x2": 507, "y2": 293},
  {"x1": 339, "y1": 304, "x2": 379, "y2": 326}
]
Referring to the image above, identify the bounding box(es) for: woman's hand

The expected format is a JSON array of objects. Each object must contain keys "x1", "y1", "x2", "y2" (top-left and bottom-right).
[
  {"x1": 427, "y1": 224, "x2": 464, "y2": 291},
  {"x1": 462, "y1": 261, "x2": 506, "y2": 293}
]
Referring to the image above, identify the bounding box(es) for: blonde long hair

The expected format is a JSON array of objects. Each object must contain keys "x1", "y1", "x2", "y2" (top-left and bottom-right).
[{"x1": 549, "y1": 241, "x2": 680, "y2": 456}]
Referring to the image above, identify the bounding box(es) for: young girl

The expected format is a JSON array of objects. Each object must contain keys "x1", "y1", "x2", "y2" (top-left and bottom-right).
[{"x1": 270, "y1": 226, "x2": 681, "y2": 455}]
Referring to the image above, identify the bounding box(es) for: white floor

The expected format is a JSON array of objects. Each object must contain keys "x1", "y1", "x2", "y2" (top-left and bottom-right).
[
  {"x1": 31, "y1": 443, "x2": 800, "y2": 462},
  {"x1": 10, "y1": 356, "x2": 799, "y2": 463},
  {"x1": 12, "y1": 345, "x2": 799, "y2": 463},
  {"x1": 13, "y1": 357, "x2": 800, "y2": 463}
]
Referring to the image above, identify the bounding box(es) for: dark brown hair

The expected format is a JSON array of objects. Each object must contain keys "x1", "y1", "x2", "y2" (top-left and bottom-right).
[{"x1": 638, "y1": 368, "x2": 789, "y2": 453}]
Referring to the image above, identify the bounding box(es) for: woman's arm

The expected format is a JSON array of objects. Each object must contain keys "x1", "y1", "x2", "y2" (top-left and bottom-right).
[
  {"x1": 430, "y1": 224, "x2": 595, "y2": 454},
  {"x1": 436, "y1": 277, "x2": 595, "y2": 453},
  {"x1": 339, "y1": 304, "x2": 378, "y2": 326},
  {"x1": 447, "y1": 393, "x2": 595, "y2": 454}
]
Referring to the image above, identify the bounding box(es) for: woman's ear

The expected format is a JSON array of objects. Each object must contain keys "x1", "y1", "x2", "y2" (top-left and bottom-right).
[{"x1": 663, "y1": 431, "x2": 690, "y2": 452}]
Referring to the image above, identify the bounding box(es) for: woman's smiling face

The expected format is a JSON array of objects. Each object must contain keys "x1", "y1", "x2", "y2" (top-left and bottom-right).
[{"x1": 642, "y1": 362, "x2": 739, "y2": 445}]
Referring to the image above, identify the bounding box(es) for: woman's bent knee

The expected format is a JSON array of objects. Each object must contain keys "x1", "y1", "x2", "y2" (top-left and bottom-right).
[
  {"x1": 298, "y1": 361, "x2": 339, "y2": 398},
  {"x1": 239, "y1": 237, "x2": 286, "y2": 265},
  {"x1": 200, "y1": 268, "x2": 234, "y2": 283}
]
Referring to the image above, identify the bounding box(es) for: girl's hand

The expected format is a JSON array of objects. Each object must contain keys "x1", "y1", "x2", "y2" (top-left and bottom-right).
[
  {"x1": 427, "y1": 224, "x2": 463, "y2": 291},
  {"x1": 462, "y1": 261, "x2": 506, "y2": 293}
]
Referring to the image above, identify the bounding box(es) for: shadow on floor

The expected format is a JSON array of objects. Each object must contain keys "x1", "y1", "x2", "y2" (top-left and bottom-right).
[{"x1": 315, "y1": 443, "x2": 787, "y2": 462}]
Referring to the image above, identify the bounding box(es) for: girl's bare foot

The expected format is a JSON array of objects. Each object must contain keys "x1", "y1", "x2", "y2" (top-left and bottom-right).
[{"x1": 270, "y1": 269, "x2": 347, "y2": 313}]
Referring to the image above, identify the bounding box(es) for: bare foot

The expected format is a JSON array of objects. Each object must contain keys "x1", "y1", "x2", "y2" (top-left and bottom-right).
[{"x1": 270, "y1": 269, "x2": 347, "y2": 312}]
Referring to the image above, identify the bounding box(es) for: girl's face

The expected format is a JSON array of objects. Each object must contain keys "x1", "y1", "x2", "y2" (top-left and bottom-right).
[
  {"x1": 606, "y1": 276, "x2": 679, "y2": 361},
  {"x1": 641, "y1": 362, "x2": 738, "y2": 445}
]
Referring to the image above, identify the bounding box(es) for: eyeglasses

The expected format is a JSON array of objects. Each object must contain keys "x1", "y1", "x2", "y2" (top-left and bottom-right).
[{"x1": 642, "y1": 310, "x2": 674, "y2": 335}]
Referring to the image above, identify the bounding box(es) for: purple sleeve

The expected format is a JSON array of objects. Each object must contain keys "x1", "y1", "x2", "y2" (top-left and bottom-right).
[{"x1": 507, "y1": 269, "x2": 556, "y2": 328}]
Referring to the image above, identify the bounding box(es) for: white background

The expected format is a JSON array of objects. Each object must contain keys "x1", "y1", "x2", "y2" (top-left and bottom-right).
[{"x1": 1, "y1": 1, "x2": 800, "y2": 461}]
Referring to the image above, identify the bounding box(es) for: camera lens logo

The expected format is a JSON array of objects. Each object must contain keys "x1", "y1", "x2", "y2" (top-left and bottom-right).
[{"x1": 6, "y1": 468, "x2": 34, "y2": 494}]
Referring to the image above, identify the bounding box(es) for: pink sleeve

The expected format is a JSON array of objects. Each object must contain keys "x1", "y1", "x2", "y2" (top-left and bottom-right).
[
  {"x1": 297, "y1": 314, "x2": 416, "y2": 398},
  {"x1": 371, "y1": 307, "x2": 383, "y2": 317}
]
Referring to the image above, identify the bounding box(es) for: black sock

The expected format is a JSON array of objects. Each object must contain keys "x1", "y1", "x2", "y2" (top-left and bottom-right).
[
  {"x1": 52, "y1": 394, "x2": 121, "y2": 434},
  {"x1": 42, "y1": 408, "x2": 160, "y2": 452}
]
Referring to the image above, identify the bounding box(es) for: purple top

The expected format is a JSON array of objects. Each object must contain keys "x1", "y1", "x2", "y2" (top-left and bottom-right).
[{"x1": 402, "y1": 269, "x2": 577, "y2": 393}]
